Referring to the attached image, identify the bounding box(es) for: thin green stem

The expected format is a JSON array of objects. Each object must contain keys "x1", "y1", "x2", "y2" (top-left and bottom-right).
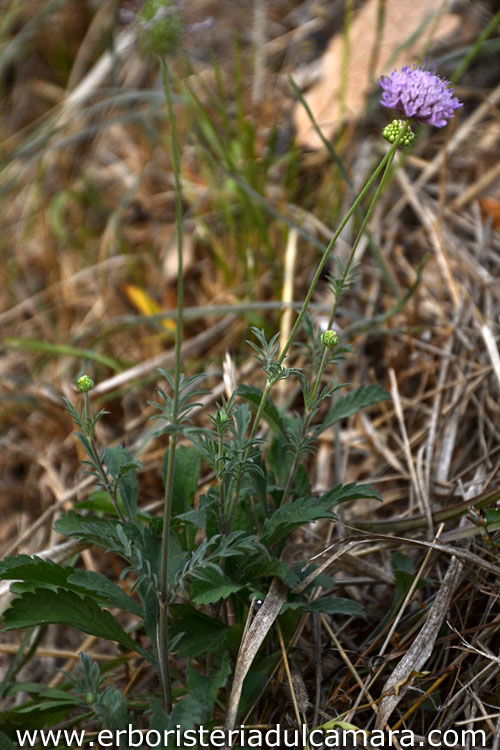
[
  {"x1": 277, "y1": 139, "x2": 399, "y2": 367},
  {"x1": 230, "y1": 126, "x2": 408, "y2": 528},
  {"x1": 82, "y1": 391, "x2": 127, "y2": 522},
  {"x1": 308, "y1": 125, "x2": 406, "y2": 409},
  {"x1": 218, "y1": 431, "x2": 225, "y2": 533},
  {"x1": 158, "y1": 59, "x2": 184, "y2": 714},
  {"x1": 279, "y1": 125, "x2": 409, "y2": 509}
]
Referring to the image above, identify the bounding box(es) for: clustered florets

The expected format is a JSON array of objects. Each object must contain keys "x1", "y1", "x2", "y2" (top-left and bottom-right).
[
  {"x1": 380, "y1": 65, "x2": 462, "y2": 128},
  {"x1": 382, "y1": 119, "x2": 415, "y2": 146}
]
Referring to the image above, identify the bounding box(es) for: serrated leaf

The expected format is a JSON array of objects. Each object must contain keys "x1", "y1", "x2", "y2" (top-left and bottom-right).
[
  {"x1": 189, "y1": 564, "x2": 242, "y2": 604},
  {"x1": 260, "y1": 498, "x2": 337, "y2": 545},
  {"x1": 304, "y1": 596, "x2": 365, "y2": 618},
  {"x1": 320, "y1": 483, "x2": 381, "y2": 506},
  {"x1": 2, "y1": 589, "x2": 153, "y2": 663},
  {"x1": 0, "y1": 556, "x2": 72, "y2": 589},
  {"x1": 68, "y1": 571, "x2": 143, "y2": 617},
  {"x1": 235, "y1": 384, "x2": 291, "y2": 435},
  {"x1": 55, "y1": 513, "x2": 123, "y2": 550},
  {"x1": 0, "y1": 556, "x2": 143, "y2": 617},
  {"x1": 176, "y1": 507, "x2": 207, "y2": 529},
  {"x1": 320, "y1": 384, "x2": 391, "y2": 432}
]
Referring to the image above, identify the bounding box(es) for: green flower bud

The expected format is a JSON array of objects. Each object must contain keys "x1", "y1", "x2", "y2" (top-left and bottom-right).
[
  {"x1": 321, "y1": 330, "x2": 339, "y2": 349},
  {"x1": 382, "y1": 119, "x2": 415, "y2": 146},
  {"x1": 135, "y1": 0, "x2": 183, "y2": 58},
  {"x1": 217, "y1": 408, "x2": 229, "y2": 424},
  {"x1": 76, "y1": 375, "x2": 94, "y2": 393}
]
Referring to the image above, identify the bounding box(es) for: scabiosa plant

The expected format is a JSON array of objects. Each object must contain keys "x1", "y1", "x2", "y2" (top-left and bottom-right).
[{"x1": 380, "y1": 65, "x2": 462, "y2": 127}]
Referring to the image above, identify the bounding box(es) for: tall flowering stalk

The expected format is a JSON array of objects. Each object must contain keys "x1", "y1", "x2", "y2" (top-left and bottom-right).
[{"x1": 230, "y1": 65, "x2": 462, "y2": 520}]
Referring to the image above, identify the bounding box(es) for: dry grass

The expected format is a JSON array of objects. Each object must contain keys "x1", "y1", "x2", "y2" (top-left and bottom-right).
[{"x1": 1, "y1": 0, "x2": 500, "y2": 743}]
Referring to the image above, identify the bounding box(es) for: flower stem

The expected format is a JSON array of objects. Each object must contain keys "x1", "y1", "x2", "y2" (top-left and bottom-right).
[
  {"x1": 158, "y1": 58, "x2": 184, "y2": 714},
  {"x1": 237, "y1": 124, "x2": 409, "y2": 516},
  {"x1": 308, "y1": 123, "x2": 408, "y2": 408},
  {"x1": 277, "y1": 134, "x2": 402, "y2": 367}
]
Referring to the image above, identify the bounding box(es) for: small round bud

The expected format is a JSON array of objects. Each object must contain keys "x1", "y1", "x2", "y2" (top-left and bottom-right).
[
  {"x1": 321, "y1": 330, "x2": 339, "y2": 349},
  {"x1": 135, "y1": 0, "x2": 183, "y2": 58},
  {"x1": 76, "y1": 375, "x2": 94, "y2": 393},
  {"x1": 382, "y1": 119, "x2": 415, "y2": 146}
]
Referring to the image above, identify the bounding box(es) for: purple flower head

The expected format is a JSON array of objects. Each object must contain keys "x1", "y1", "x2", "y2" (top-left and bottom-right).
[{"x1": 379, "y1": 65, "x2": 462, "y2": 128}]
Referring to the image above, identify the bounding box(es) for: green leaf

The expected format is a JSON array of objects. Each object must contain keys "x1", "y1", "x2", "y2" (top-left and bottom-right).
[
  {"x1": 391, "y1": 551, "x2": 414, "y2": 573},
  {"x1": 0, "y1": 704, "x2": 72, "y2": 733},
  {"x1": 0, "y1": 556, "x2": 142, "y2": 617},
  {"x1": 241, "y1": 556, "x2": 298, "y2": 587},
  {"x1": 68, "y1": 571, "x2": 143, "y2": 617},
  {"x1": 162, "y1": 444, "x2": 201, "y2": 516},
  {"x1": 176, "y1": 507, "x2": 206, "y2": 529},
  {"x1": 0, "y1": 556, "x2": 72, "y2": 591},
  {"x1": 102, "y1": 445, "x2": 141, "y2": 522},
  {"x1": 235, "y1": 384, "x2": 291, "y2": 435},
  {"x1": 260, "y1": 498, "x2": 337, "y2": 545},
  {"x1": 485, "y1": 509, "x2": 500, "y2": 524},
  {"x1": 268, "y1": 435, "x2": 293, "y2": 484},
  {"x1": 206, "y1": 651, "x2": 231, "y2": 705},
  {"x1": 75, "y1": 491, "x2": 152, "y2": 523},
  {"x1": 2, "y1": 589, "x2": 153, "y2": 663},
  {"x1": 55, "y1": 513, "x2": 123, "y2": 551},
  {"x1": 320, "y1": 483, "x2": 381, "y2": 506},
  {"x1": 320, "y1": 384, "x2": 391, "y2": 432},
  {"x1": 189, "y1": 563, "x2": 242, "y2": 604},
  {"x1": 169, "y1": 605, "x2": 227, "y2": 657},
  {"x1": 304, "y1": 596, "x2": 365, "y2": 618},
  {"x1": 0, "y1": 731, "x2": 15, "y2": 750},
  {"x1": 293, "y1": 464, "x2": 311, "y2": 500}
]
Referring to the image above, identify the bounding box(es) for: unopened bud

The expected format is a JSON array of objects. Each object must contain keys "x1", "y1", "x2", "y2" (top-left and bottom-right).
[
  {"x1": 76, "y1": 375, "x2": 94, "y2": 393},
  {"x1": 382, "y1": 119, "x2": 415, "y2": 146},
  {"x1": 321, "y1": 330, "x2": 339, "y2": 349}
]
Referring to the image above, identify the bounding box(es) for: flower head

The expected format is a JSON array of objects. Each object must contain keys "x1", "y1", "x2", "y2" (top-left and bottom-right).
[
  {"x1": 76, "y1": 374, "x2": 94, "y2": 393},
  {"x1": 135, "y1": 0, "x2": 183, "y2": 58},
  {"x1": 379, "y1": 65, "x2": 462, "y2": 127}
]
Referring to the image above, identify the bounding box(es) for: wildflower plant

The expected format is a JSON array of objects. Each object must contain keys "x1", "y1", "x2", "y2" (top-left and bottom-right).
[{"x1": 0, "y1": 57, "x2": 463, "y2": 741}]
